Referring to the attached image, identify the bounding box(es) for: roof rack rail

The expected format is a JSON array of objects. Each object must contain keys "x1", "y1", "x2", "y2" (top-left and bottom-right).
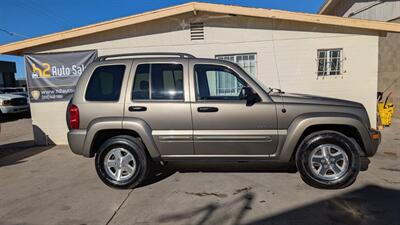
[{"x1": 97, "y1": 52, "x2": 196, "y2": 61}]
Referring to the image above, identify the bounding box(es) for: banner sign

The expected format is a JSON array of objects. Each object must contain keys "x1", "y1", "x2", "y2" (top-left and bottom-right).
[{"x1": 25, "y1": 50, "x2": 97, "y2": 102}]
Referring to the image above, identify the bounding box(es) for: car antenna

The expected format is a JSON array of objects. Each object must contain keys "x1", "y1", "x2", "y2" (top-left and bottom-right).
[{"x1": 271, "y1": 18, "x2": 286, "y2": 113}]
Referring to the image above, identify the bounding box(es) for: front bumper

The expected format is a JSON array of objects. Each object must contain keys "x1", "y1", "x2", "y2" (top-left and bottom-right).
[
  {"x1": 367, "y1": 128, "x2": 381, "y2": 157},
  {"x1": 0, "y1": 105, "x2": 29, "y2": 114}
]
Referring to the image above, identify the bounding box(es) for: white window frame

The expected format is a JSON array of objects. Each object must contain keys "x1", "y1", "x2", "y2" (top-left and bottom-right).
[
  {"x1": 317, "y1": 49, "x2": 343, "y2": 76},
  {"x1": 215, "y1": 53, "x2": 256, "y2": 95},
  {"x1": 216, "y1": 53, "x2": 257, "y2": 77}
]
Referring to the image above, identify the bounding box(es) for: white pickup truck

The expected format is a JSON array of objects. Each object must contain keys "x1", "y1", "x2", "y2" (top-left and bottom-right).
[{"x1": 0, "y1": 88, "x2": 29, "y2": 115}]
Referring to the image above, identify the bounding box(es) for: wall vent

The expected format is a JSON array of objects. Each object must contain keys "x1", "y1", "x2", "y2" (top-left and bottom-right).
[{"x1": 190, "y1": 22, "x2": 204, "y2": 40}]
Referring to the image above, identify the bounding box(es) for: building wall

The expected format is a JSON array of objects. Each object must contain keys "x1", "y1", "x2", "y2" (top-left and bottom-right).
[
  {"x1": 0, "y1": 72, "x2": 3, "y2": 87},
  {"x1": 325, "y1": 0, "x2": 400, "y2": 21},
  {"x1": 1, "y1": 72, "x2": 16, "y2": 87},
  {"x1": 24, "y1": 12, "x2": 380, "y2": 144},
  {"x1": 324, "y1": 1, "x2": 400, "y2": 120},
  {"x1": 0, "y1": 71, "x2": 17, "y2": 87},
  {"x1": 0, "y1": 61, "x2": 17, "y2": 87},
  {"x1": 378, "y1": 17, "x2": 400, "y2": 118}
]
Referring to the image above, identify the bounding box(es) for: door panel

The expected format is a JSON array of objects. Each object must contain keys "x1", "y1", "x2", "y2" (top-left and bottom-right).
[
  {"x1": 191, "y1": 102, "x2": 278, "y2": 155},
  {"x1": 189, "y1": 63, "x2": 278, "y2": 156},
  {"x1": 127, "y1": 102, "x2": 193, "y2": 155},
  {"x1": 123, "y1": 59, "x2": 194, "y2": 155}
]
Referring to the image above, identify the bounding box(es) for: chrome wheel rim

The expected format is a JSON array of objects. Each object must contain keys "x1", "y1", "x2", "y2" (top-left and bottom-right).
[
  {"x1": 308, "y1": 144, "x2": 349, "y2": 181},
  {"x1": 104, "y1": 148, "x2": 136, "y2": 182}
]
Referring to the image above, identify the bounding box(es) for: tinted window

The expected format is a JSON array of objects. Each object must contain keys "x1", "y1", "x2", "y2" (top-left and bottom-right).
[
  {"x1": 85, "y1": 65, "x2": 125, "y2": 101},
  {"x1": 132, "y1": 64, "x2": 150, "y2": 100},
  {"x1": 195, "y1": 64, "x2": 246, "y2": 100},
  {"x1": 132, "y1": 64, "x2": 184, "y2": 100}
]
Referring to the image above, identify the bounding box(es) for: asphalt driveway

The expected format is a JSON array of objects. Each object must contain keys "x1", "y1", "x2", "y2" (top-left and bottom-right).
[{"x1": 0, "y1": 118, "x2": 399, "y2": 225}]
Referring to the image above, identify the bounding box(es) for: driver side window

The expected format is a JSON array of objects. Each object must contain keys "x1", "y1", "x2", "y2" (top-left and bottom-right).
[{"x1": 194, "y1": 64, "x2": 246, "y2": 100}]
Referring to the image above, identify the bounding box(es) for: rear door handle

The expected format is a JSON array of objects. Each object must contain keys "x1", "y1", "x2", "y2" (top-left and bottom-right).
[
  {"x1": 128, "y1": 106, "x2": 147, "y2": 112},
  {"x1": 197, "y1": 107, "x2": 218, "y2": 113}
]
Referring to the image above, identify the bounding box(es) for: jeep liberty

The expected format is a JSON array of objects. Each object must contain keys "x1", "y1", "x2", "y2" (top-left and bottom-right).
[{"x1": 67, "y1": 53, "x2": 381, "y2": 189}]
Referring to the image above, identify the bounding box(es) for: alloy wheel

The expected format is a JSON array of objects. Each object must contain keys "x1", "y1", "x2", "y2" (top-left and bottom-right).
[
  {"x1": 308, "y1": 144, "x2": 349, "y2": 181},
  {"x1": 104, "y1": 148, "x2": 137, "y2": 181}
]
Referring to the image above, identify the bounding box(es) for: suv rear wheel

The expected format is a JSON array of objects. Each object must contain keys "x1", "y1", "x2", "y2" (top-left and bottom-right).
[
  {"x1": 295, "y1": 130, "x2": 361, "y2": 189},
  {"x1": 95, "y1": 135, "x2": 148, "y2": 189}
]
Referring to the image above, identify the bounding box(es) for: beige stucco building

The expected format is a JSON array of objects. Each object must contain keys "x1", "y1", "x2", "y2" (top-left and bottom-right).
[
  {"x1": 1, "y1": 2, "x2": 400, "y2": 144},
  {"x1": 319, "y1": 0, "x2": 400, "y2": 119}
]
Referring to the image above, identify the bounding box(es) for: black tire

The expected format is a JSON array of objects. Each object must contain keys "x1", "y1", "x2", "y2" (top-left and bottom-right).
[
  {"x1": 295, "y1": 130, "x2": 361, "y2": 189},
  {"x1": 95, "y1": 135, "x2": 149, "y2": 189}
]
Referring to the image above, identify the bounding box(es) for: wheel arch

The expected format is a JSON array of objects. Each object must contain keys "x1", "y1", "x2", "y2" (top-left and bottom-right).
[
  {"x1": 83, "y1": 117, "x2": 161, "y2": 161},
  {"x1": 278, "y1": 113, "x2": 370, "y2": 162}
]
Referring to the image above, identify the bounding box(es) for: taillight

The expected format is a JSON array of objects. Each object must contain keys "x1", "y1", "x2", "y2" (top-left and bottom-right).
[{"x1": 69, "y1": 104, "x2": 79, "y2": 129}]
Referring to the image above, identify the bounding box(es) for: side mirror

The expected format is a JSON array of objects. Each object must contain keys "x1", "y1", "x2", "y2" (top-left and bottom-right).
[
  {"x1": 240, "y1": 86, "x2": 261, "y2": 106},
  {"x1": 239, "y1": 86, "x2": 251, "y2": 100}
]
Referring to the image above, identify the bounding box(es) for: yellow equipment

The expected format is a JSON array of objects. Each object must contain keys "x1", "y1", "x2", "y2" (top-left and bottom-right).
[{"x1": 378, "y1": 92, "x2": 395, "y2": 126}]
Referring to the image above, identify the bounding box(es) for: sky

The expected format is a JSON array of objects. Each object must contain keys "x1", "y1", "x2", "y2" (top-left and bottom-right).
[{"x1": 0, "y1": 0, "x2": 325, "y2": 79}]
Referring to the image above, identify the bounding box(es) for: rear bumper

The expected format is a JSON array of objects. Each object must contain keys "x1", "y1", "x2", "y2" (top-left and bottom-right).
[
  {"x1": 67, "y1": 129, "x2": 89, "y2": 157},
  {"x1": 366, "y1": 128, "x2": 381, "y2": 157}
]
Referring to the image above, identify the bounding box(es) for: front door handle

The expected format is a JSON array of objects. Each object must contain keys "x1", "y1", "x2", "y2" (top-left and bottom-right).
[
  {"x1": 197, "y1": 107, "x2": 218, "y2": 113},
  {"x1": 128, "y1": 106, "x2": 147, "y2": 112}
]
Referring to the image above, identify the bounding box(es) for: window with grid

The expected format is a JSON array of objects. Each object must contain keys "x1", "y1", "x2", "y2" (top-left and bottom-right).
[
  {"x1": 214, "y1": 53, "x2": 256, "y2": 95},
  {"x1": 216, "y1": 53, "x2": 257, "y2": 77},
  {"x1": 317, "y1": 49, "x2": 343, "y2": 76}
]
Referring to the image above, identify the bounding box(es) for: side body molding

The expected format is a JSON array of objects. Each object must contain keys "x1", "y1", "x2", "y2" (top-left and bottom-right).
[
  {"x1": 277, "y1": 113, "x2": 370, "y2": 162},
  {"x1": 122, "y1": 118, "x2": 161, "y2": 160}
]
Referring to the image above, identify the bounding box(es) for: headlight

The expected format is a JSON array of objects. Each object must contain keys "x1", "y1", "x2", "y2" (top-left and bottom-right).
[{"x1": 0, "y1": 100, "x2": 11, "y2": 106}]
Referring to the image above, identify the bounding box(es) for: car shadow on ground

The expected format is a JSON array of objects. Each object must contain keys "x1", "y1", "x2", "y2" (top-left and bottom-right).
[
  {"x1": 170, "y1": 161, "x2": 298, "y2": 173},
  {"x1": 139, "y1": 164, "x2": 178, "y2": 187},
  {"x1": 141, "y1": 158, "x2": 373, "y2": 189},
  {"x1": 157, "y1": 185, "x2": 400, "y2": 225},
  {"x1": 139, "y1": 162, "x2": 298, "y2": 189},
  {"x1": 0, "y1": 141, "x2": 53, "y2": 167}
]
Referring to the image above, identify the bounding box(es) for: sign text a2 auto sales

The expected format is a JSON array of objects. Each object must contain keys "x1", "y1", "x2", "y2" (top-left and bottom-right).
[
  {"x1": 31, "y1": 63, "x2": 86, "y2": 78},
  {"x1": 25, "y1": 51, "x2": 97, "y2": 102}
]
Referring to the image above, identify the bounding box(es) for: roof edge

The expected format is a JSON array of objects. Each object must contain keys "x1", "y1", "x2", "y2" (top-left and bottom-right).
[
  {"x1": 0, "y1": 2, "x2": 197, "y2": 55},
  {"x1": 1, "y1": 1, "x2": 400, "y2": 55},
  {"x1": 194, "y1": 2, "x2": 400, "y2": 32}
]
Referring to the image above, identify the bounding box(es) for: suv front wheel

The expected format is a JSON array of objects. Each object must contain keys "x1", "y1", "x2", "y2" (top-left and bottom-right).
[
  {"x1": 295, "y1": 130, "x2": 361, "y2": 189},
  {"x1": 95, "y1": 135, "x2": 149, "y2": 189}
]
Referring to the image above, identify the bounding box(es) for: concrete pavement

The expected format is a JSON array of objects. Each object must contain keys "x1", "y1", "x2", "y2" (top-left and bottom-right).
[{"x1": 0, "y1": 118, "x2": 399, "y2": 225}]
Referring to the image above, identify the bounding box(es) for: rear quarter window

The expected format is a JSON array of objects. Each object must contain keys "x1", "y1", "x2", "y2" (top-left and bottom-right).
[{"x1": 85, "y1": 65, "x2": 125, "y2": 101}]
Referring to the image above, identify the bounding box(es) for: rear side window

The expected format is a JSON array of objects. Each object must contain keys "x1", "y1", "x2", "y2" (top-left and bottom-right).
[
  {"x1": 132, "y1": 64, "x2": 184, "y2": 100},
  {"x1": 85, "y1": 65, "x2": 125, "y2": 101}
]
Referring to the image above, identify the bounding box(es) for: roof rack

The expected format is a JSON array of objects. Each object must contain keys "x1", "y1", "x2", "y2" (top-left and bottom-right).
[{"x1": 97, "y1": 52, "x2": 196, "y2": 61}]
